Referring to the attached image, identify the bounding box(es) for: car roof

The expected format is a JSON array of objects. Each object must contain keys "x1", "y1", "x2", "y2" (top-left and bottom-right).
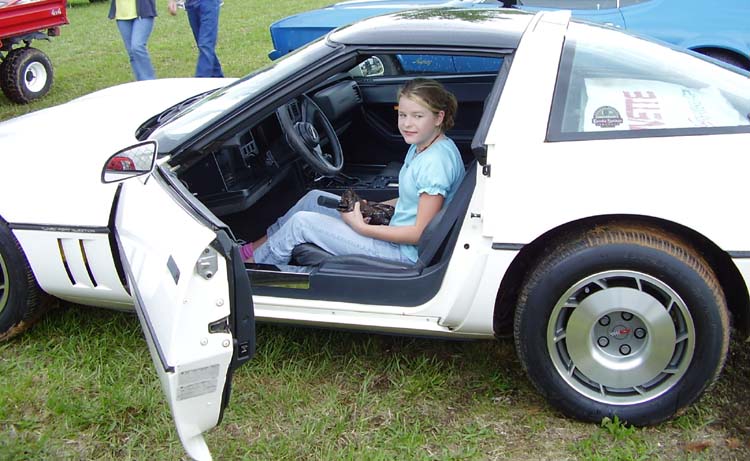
[{"x1": 328, "y1": 8, "x2": 534, "y2": 51}]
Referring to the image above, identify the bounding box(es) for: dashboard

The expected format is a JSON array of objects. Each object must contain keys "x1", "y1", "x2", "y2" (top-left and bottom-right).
[{"x1": 179, "y1": 108, "x2": 297, "y2": 216}]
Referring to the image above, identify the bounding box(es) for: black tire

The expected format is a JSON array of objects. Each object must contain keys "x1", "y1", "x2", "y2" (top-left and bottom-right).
[
  {"x1": 0, "y1": 47, "x2": 54, "y2": 104},
  {"x1": 0, "y1": 56, "x2": 8, "y2": 96},
  {"x1": 514, "y1": 223, "x2": 729, "y2": 426},
  {"x1": 0, "y1": 219, "x2": 53, "y2": 340}
]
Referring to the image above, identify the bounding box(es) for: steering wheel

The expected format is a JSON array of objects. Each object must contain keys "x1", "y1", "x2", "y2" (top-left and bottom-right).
[{"x1": 277, "y1": 95, "x2": 343, "y2": 177}]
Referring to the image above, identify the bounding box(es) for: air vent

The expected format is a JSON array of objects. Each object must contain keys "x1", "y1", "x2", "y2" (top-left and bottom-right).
[
  {"x1": 352, "y1": 83, "x2": 362, "y2": 103},
  {"x1": 57, "y1": 238, "x2": 98, "y2": 287},
  {"x1": 289, "y1": 100, "x2": 300, "y2": 119}
]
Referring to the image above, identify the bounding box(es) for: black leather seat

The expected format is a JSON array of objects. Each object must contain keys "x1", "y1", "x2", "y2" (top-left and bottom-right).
[{"x1": 291, "y1": 161, "x2": 477, "y2": 272}]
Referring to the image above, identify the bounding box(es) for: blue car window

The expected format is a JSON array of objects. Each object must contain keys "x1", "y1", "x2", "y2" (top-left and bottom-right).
[
  {"x1": 351, "y1": 54, "x2": 503, "y2": 77},
  {"x1": 398, "y1": 55, "x2": 503, "y2": 74},
  {"x1": 548, "y1": 22, "x2": 750, "y2": 141}
]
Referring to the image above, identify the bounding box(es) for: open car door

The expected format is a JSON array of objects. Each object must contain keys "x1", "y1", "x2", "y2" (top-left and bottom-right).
[{"x1": 103, "y1": 142, "x2": 255, "y2": 461}]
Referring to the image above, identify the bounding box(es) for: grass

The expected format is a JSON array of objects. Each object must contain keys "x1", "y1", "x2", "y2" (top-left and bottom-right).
[
  {"x1": 0, "y1": 0, "x2": 333, "y2": 120},
  {"x1": 2, "y1": 1, "x2": 750, "y2": 459},
  {"x1": 2, "y1": 306, "x2": 750, "y2": 460}
]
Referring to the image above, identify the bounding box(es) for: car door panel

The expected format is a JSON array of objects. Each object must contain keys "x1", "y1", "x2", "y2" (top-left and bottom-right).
[
  {"x1": 349, "y1": 75, "x2": 497, "y2": 166},
  {"x1": 112, "y1": 170, "x2": 253, "y2": 461}
]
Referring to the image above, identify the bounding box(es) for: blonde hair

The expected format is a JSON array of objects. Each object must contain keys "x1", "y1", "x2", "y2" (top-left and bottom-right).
[{"x1": 397, "y1": 78, "x2": 458, "y2": 131}]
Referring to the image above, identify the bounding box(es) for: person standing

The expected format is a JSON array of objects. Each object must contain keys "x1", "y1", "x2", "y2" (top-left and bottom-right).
[
  {"x1": 109, "y1": 0, "x2": 157, "y2": 81},
  {"x1": 168, "y1": 0, "x2": 224, "y2": 78}
]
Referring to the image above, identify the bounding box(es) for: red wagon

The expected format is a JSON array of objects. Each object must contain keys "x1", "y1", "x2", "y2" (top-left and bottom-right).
[{"x1": 0, "y1": 0, "x2": 68, "y2": 103}]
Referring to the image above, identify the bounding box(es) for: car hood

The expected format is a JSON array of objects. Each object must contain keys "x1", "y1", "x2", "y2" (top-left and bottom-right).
[
  {"x1": 0, "y1": 78, "x2": 234, "y2": 226},
  {"x1": 0, "y1": 78, "x2": 232, "y2": 146}
]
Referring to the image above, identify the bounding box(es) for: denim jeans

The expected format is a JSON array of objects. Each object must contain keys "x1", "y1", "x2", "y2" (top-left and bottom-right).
[
  {"x1": 116, "y1": 18, "x2": 156, "y2": 81},
  {"x1": 185, "y1": 0, "x2": 224, "y2": 78},
  {"x1": 253, "y1": 190, "x2": 411, "y2": 266}
]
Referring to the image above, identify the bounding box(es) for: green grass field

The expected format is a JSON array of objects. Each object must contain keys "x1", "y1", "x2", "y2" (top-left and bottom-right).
[{"x1": 2, "y1": 1, "x2": 750, "y2": 459}]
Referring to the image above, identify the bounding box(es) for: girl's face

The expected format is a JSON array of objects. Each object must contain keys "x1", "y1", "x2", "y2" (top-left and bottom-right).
[{"x1": 397, "y1": 95, "x2": 445, "y2": 150}]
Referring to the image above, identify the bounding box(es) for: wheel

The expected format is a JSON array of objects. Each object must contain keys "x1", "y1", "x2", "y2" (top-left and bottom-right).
[
  {"x1": 699, "y1": 49, "x2": 750, "y2": 71},
  {"x1": 0, "y1": 47, "x2": 54, "y2": 104},
  {"x1": 514, "y1": 224, "x2": 730, "y2": 425},
  {"x1": 0, "y1": 219, "x2": 52, "y2": 340},
  {"x1": 276, "y1": 95, "x2": 343, "y2": 177},
  {"x1": 0, "y1": 56, "x2": 7, "y2": 95}
]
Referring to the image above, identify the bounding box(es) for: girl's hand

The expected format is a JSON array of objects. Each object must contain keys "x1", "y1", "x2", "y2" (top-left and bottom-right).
[
  {"x1": 340, "y1": 201, "x2": 369, "y2": 232},
  {"x1": 167, "y1": 0, "x2": 178, "y2": 15}
]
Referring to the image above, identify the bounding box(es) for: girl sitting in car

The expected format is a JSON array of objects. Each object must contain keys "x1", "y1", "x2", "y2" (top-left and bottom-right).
[{"x1": 241, "y1": 78, "x2": 465, "y2": 266}]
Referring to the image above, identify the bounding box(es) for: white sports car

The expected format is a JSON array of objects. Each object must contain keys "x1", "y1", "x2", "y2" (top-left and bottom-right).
[{"x1": 2, "y1": 8, "x2": 750, "y2": 460}]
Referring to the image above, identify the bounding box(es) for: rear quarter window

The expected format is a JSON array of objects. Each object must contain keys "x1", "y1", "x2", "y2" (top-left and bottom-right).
[{"x1": 548, "y1": 23, "x2": 750, "y2": 141}]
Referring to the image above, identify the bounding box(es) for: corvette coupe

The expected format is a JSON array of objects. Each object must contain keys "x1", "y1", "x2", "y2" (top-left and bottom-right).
[{"x1": 2, "y1": 7, "x2": 750, "y2": 460}]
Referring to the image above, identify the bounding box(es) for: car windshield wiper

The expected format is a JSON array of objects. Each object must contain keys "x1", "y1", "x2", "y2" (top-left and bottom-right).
[{"x1": 135, "y1": 89, "x2": 216, "y2": 141}]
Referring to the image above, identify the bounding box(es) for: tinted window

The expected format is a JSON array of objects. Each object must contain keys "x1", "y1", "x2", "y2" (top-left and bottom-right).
[
  {"x1": 549, "y1": 23, "x2": 750, "y2": 140},
  {"x1": 350, "y1": 54, "x2": 503, "y2": 78}
]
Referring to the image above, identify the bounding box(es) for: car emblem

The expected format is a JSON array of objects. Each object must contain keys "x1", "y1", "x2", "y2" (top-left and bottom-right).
[
  {"x1": 609, "y1": 325, "x2": 631, "y2": 339},
  {"x1": 305, "y1": 123, "x2": 319, "y2": 143}
]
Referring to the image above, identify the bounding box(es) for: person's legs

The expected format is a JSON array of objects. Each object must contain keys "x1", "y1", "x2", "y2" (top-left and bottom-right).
[
  {"x1": 185, "y1": 1, "x2": 201, "y2": 45},
  {"x1": 129, "y1": 17, "x2": 156, "y2": 80},
  {"x1": 116, "y1": 20, "x2": 136, "y2": 79},
  {"x1": 187, "y1": 0, "x2": 223, "y2": 77},
  {"x1": 253, "y1": 211, "x2": 408, "y2": 266},
  {"x1": 204, "y1": 0, "x2": 223, "y2": 77},
  {"x1": 266, "y1": 190, "x2": 341, "y2": 237},
  {"x1": 241, "y1": 190, "x2": 340, "y2": 261}
]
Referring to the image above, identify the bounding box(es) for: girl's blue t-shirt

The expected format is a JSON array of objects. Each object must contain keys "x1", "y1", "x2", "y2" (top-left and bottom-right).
[{"x1": 390, "y1": 137, "x2": 465, "y2": 263}]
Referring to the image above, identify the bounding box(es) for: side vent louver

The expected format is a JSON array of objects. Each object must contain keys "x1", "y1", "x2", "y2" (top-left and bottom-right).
[{"x1": 57, "y1": 238, "x2": 99, "y2": 288}]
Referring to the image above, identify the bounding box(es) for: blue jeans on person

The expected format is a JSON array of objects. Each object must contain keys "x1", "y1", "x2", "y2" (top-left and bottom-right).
[
  {"x1": 116, "y1": 18, "x2": 156, "y2": 81},
  {"x1": 253, "y1": 190, "x2": 411, "y2": 266},
  {"x1": 185, "y1": 0, "x2": 224, "y2": 78}
]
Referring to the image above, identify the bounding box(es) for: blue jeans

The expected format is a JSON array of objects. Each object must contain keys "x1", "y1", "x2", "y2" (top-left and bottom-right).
[
  {"x1": 253, "y1": 190, "x2": 410, "y2": 266},
  {"x1": 185, "y1": 0, "x2": 224, "y2": 78},
  {"x1": 116, "y1": 18, "x2": 156, "y2": 81}
]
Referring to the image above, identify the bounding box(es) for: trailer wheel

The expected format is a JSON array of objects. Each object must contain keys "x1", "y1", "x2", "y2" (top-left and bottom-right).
[{"x1": 0, "y1": 48, "x2": 54, "y2": 104}]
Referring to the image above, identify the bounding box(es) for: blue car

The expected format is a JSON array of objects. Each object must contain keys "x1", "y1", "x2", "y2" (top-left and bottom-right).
[{"x1": 269, "y1": 0, "x2": 750, "y2": 70}]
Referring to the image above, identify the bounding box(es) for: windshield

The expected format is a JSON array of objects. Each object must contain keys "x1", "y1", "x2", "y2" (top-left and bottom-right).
[{"x1": 151, "y1": 40, "x2": 335, "y2": 154}]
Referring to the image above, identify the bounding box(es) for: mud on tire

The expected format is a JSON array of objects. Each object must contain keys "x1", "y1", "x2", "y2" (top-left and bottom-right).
[{"x1": 0, "y1": 219, "x2": 54, "y2": 340}]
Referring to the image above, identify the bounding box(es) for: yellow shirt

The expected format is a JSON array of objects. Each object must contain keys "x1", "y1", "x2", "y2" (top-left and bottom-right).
[{"x1": 115, "y1": 0, "x2": 137, "y2": 20}]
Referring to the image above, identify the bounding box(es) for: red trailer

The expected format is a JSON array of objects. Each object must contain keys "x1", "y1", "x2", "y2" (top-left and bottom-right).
[{"x1": 0, "y1": 0, "x2": 68, "y2": 103}]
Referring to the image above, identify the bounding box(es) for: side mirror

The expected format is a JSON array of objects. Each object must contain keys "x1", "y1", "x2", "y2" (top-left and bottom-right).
[
  {"x1": 101, "y1": 141, "x2": 158, "y2": 184},
  {"x1": 350, "y1": 56, "x2": 386, "y2": 78}
]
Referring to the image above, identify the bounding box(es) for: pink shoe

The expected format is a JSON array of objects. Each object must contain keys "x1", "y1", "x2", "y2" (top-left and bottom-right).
[{"x1": 240, "y1": 242, "x2": 254, "y2": 262}]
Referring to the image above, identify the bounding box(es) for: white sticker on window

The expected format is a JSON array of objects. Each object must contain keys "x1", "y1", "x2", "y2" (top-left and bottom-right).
[{"x1": 583, "y1": 78, "x2": 749, "y2": 131}]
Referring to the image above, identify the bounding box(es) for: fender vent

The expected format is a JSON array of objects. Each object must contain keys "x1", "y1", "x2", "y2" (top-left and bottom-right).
[{"x1": 57, "y1": 238, "x2": 99, "y2": 288}]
